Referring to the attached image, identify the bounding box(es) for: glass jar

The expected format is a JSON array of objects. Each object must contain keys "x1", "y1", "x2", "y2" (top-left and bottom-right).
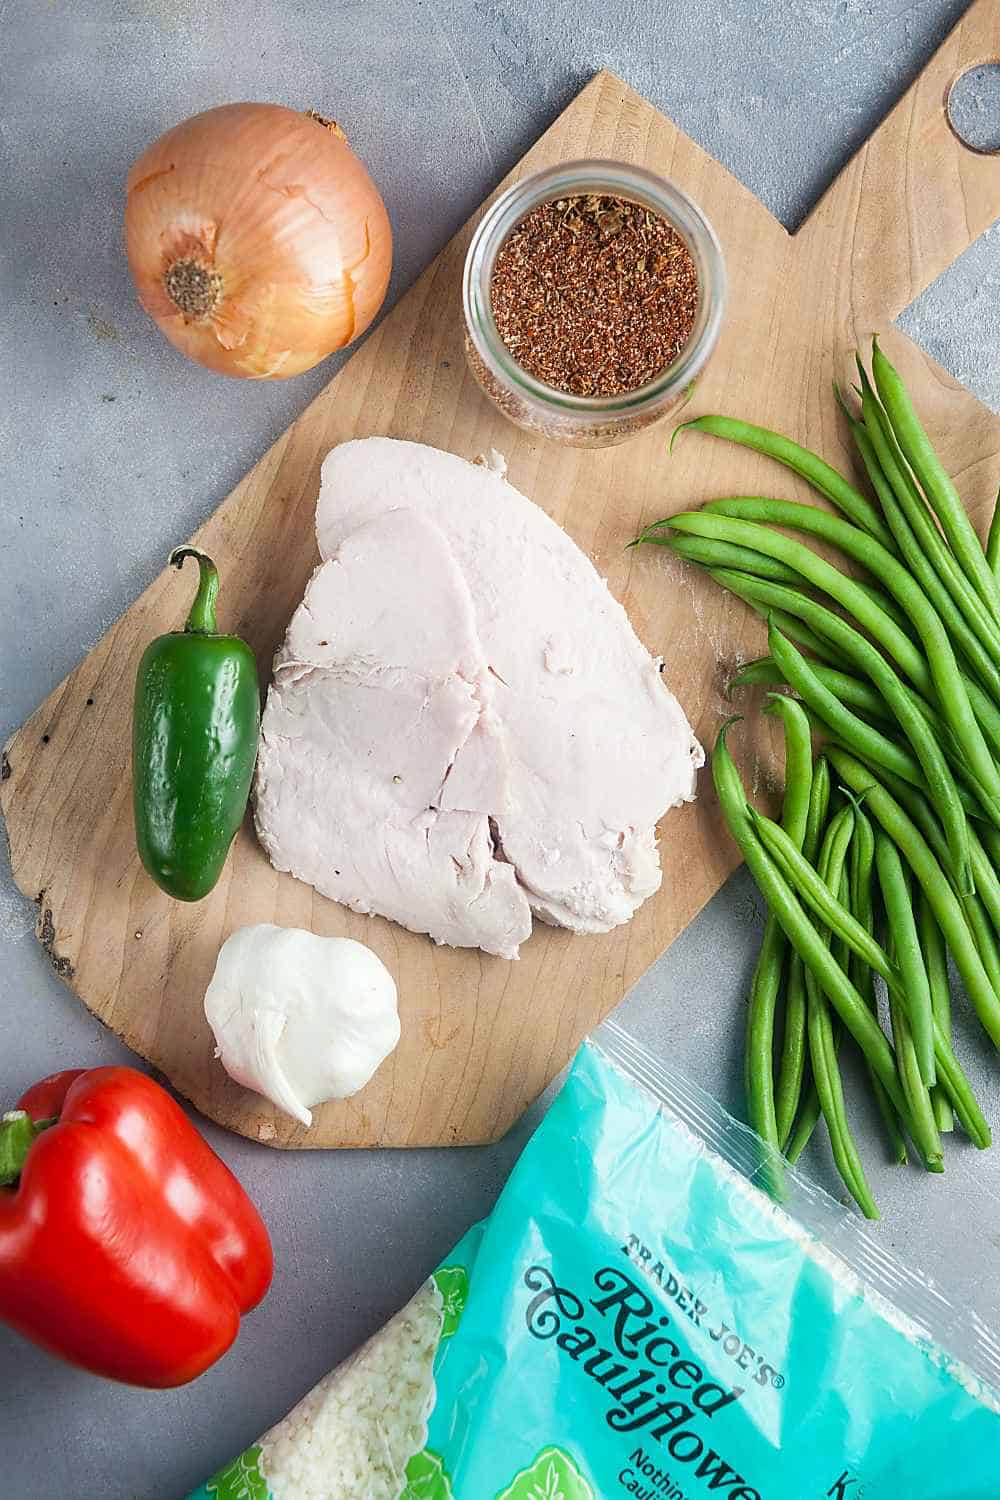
[{"x1": 462, "y1": 159, "x2": 726, "y2": 448}]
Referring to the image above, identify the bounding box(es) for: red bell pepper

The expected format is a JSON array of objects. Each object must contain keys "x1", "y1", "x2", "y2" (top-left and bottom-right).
[{"x1": 0, "y1": 1066, "x2": 273, "y2": 1387}]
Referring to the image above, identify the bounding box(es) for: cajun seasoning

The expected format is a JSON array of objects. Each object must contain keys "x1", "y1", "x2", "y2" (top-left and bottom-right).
[{"x1": 490, "y1": 194, "x2": 699, "y2": 398}]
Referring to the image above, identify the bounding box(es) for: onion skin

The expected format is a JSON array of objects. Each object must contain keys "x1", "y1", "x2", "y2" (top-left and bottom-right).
[{"x1": 124, "y1": 104, "x2": 392, "y2": 379}]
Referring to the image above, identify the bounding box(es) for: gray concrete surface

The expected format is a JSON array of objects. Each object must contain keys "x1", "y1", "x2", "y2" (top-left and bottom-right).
[{"x1": 1, "y1": 2, "x2": 998, "y2": 1495}]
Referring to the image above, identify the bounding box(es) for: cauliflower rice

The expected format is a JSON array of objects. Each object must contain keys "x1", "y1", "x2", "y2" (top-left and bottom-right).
[{"x1": 258, "y1": 1280, "x2": 443, "y2": 1499}]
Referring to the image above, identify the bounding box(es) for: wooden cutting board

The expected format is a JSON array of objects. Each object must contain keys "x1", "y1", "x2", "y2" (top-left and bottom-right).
[{"x1": 3, "y1": 3, "x2": 998, "y2": 1148}]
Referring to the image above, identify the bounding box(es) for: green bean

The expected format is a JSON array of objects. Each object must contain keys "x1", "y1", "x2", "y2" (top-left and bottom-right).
[
  {"x1": 744, "y1": 697, "x2": 813, "y2": 1154},
  {"x1": 809, "y1": 985, "x2": 878, "y2": 1210},
  {"x1": 729, "y1": 658, "x2": 892, "y2": 725},
  {"x1": 637, "y1": 529, "x2": 840, "y2": 666},
  {"x1": 679, "y1": 503, "x2": 935, "y2": 709},
  {"x1": 803, "y1": 757, "x2": 832, "y2": 875},
  {"x1": 806, "y1": 699, "x2": 993, "y2": 832},
  {"x1": 805, "y1": 972, "x2": 878, "y2": 1212},
  {"x1": 874, "y1": 835, "x2": 936, "y2": 1086},
  {"x1": 719, "y1": 571, "x2": 943, "y2": 756},
  {"x1": 671, "y1": 514, "x2": 913, "y2": 645},
  {"x1": 934, "y1": 1048, "x2": 992, "y2": 1149},
  {"x1": 704, "y1": 569, "x2": 976, "y2": 880},
  {"x1": 872, "y1": 769, "x2": 1000, "y2": 1038},
  {"x1": 777, "y1": 960, "x2": 810, "y2": 1155},
  {"x1": 968, "y1": 823, "x2": 1000, "y2": 942},
  {"x1": 794, "y1": 692, "x2": 994, "y2": 841},
  {"x1": 881, "y1": 933, "x2": 943, "y2": 1178},
  {"x1": 718, "y1": 700, "x2": 990, "y2": 1156},
  {"x1": 871, "y1": 338, "x2": 1000, "y2": 621},
  {"x1": 812, "y1": 815, "x2": 854, "y2": 984},
  {"x1": 830, "y1": 866, "x2": 853, "y2": 1003},
  {"x1": 863, "y1": 396, "x2": 1000, "y2": 660},
  {"x1": 965, "y1": 882, "x2": 1000, "y2": 992},
  {"x1": 849, "y1": 759, "x2": 1000, "y2": 1004},
  {"x1": 851, "y1": 580, "x2": 920, "y2": 641},
  {"x1": 842, "y1": 813, "x2": 949, "y2": 1164},
  {"x1": 643, "y1": 530, "x2": 805, "y2": 585},
  {"x1": 977, "y1": 823, "x2": 1000, "y2": 892},
  {"x1": 817, "y1": 809, "x2": 855, "y2": 909},
  {"x1": 775, "y1": 757, "x2": 830, "y2": 1148},
  {"x1": 875, "y1": 765, "x2": 949, "y2": 857},
  {"x1": 769, "y1": 622, "x2": 928, "y2": 787},
  {"x1": 962, "y1": 836, "x2": 1000, "y2": 1034},
  {"x1": 804, "y1": 807, "x2": 880, "y2": 1216},
  {"x1": 729, "y1": 658, "x2": 796, "y2": 691},
  {"x1": 826, "y1": 748, "x2": 1000, "y2": 1050},
  {"x1": 988, "y1": 489, "x2": 1000, "y2": 581},
  {"x1": 681, "y1": 505, "x2": 924, "y2": 676},
  {"x1": 967, "y1": 677, "x2": 1000, "y2": 765},
  {"x1": 854, "y1": 363, "x2": 1000, "y2": 653},
  {"x1": 850, "y1": 809, "x2": 908, "y2": 1163},
  {"x1": 731, "y1": 600, "x2": 843, "y2": 670},
  {"x1": 707, "y1": 565, "x2": 998, "y2": 798},
  {"x1": 712, "y1": 724, "x2": 908, "y2": 1116},
  {"x1": 748, "y1": 806, "x2": 896, "y2": 985},
  {"x1": 850, "y1": 400, "x2": 1000, "y2": 697},
  {"x1": 700, "y1": 498, "x2": 1000, "y2": 836},
  {"x1": 768, "y1": 697, "x2": 814, "y2": 846},
  {"x1": 673, "y1": 413, "x2": 896, "y2": 549},
  {"x1": 714, "y1": 485, "x2": 978, "y2": 679},
  {"x1": 882, "y1": 858, "x2": 987, "y2": 1146},
  {"x1": 785, "y1": 1087, "x2": 822, "y2": 1164},
  {"x1": 698, "y1": 558, "x2": 914, "y2": 677},
  {"x1": 917, "y1": 891, "x2": 953, "y2": 1134},
  {"x1": 791, "y1": 660, "x2": 989, "y2": 840},
  {"x1": 965, "y1": 842, "x2": 1000, "y2": 942},
  {"x1": 783, "y1": 752, "x2": 990, "y2": 1146},
  {"x1": 745, "y1": 929, "x2": 786, "y2": 1155}
]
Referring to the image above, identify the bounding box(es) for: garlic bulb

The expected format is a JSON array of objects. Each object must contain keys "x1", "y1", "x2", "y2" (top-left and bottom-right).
[{"x1": 204, "y1": 924, "x2": 399, "y2": 1127}]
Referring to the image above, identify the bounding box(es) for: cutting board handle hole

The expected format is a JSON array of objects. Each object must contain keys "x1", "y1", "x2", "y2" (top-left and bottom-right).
[{"x1": 945, "y1": 63, "x2": 1000, "y2": 155}]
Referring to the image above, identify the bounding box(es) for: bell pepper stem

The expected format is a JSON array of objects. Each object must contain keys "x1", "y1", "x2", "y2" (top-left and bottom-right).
[
  {"x1": 0, "y1": 1111, "x2": 57, "y2": 1188},
  {"x1": 170, "y1": 546, "x2": 219, "y2": 635}
]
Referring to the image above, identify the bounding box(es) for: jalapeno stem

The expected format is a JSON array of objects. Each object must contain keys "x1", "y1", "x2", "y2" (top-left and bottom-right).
[{"x1": 170, "y1": 547, "x2": 219, "y2": 635}]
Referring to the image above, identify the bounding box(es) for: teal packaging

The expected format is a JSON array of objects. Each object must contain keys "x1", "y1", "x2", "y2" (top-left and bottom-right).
[{"x1": 193, "y1": 1023, "x2": 1000, "y2": 1499}]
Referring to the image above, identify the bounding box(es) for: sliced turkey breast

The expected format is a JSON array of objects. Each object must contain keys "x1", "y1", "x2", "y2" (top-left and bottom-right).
[
  {"x1": 254, "y1": 506, "x2": 530, "y2": 958},
  {"x1": 255, "y1": 439, "x2": 703, "y2": 957}
]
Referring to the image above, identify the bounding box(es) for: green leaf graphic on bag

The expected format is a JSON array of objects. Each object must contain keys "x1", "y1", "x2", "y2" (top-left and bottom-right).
[
  {"x1": 400, "y1": 1447, "x2": 455, "y2": 1499},
  {"x1": 496, "y1": 1446, "x2": 594, "y2": 1500},
  {"x1": 204, "y1": 1445, "x2": 269, "y2": 1500},
  {"x1": 432, "y1": 1264, "x2": 469, "y2": 1338}
]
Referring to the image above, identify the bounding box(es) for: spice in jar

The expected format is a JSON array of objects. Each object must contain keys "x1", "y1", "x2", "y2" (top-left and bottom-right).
[{"x1": 490, "y1": 194, "x2": 699, "y2": 398}]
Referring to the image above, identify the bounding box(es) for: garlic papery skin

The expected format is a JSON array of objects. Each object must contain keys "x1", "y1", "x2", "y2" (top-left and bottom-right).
[{"x1": 204, "y1": 924, "x2": 399, "y2": 1127}]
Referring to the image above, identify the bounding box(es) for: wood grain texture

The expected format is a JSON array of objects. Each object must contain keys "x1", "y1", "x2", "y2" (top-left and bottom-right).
[{"x1": 3, "y1": 1, "x2": 999, "y2": 1148}]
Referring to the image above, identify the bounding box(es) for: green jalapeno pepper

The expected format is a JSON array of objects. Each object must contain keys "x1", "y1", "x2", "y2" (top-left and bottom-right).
[{"x1": 133, "y1": 547, "x2": 260, "y2": 901}]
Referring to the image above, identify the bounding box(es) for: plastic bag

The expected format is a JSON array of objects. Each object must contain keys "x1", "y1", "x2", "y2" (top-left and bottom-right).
[{"x1": 191, "y1": 1022, "x2": 1000, "y2": 1499}]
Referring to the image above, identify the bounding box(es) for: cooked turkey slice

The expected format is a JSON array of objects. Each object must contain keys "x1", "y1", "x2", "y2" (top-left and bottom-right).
[{"x1": 255, "y1": 440, "x2": 703, "y2": 957}]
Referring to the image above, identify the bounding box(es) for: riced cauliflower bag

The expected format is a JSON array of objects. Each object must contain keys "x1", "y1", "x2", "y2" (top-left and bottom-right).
[{"x1": 191, "y1": 1022, "x2": 1000, "y2": 1500}]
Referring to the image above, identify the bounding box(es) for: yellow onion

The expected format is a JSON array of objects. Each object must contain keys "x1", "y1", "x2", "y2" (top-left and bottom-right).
[{"x1": 124, "y1": 104, "x2": 392, "y2": 379}]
